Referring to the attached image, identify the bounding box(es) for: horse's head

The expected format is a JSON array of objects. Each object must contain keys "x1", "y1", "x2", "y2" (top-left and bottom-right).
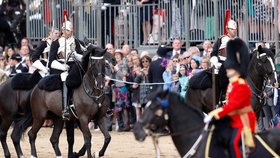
[
  {"x1": 133, "y1": 91, "x2": 171, "y2": 141},
  {"x1": 252, "y1": 46, "x2": 279, "y2": 88},
  {"x1": 86, "y1": 45, "x2": 106, "y2": 89}
]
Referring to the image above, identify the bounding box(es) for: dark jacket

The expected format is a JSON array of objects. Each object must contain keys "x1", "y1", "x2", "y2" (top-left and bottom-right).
[
  {"x1": 48, "y1": 38, "x2": 83, "y2": 74},
  {"x1": 9, "y1": 63, "x2": 28, "y2": 77},
  {"x1": 148, "y1": 58, "x2": 165, "y2": 91},
  {"x1": 32, "y1": 40, "x2": 48, "y2": 62}
]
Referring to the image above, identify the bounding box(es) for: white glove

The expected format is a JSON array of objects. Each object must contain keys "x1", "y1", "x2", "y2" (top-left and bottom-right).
[
  {"x1": 32, "y1": 60, "x2": 49, "y2": 73},
  {"x1": 60, "y1": 71, "x2": 69, "y2": 82},
  {"x1": 203, "y1": 115, "x2": 213, "y2": 123},
  {"x1": 63, "y1": 64, "x2": 70, "y2": 70}
]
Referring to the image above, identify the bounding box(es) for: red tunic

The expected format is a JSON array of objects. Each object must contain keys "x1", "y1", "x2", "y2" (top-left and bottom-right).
[{"x1": 217, "y1": 78, "x2": 256, "y2": 133}]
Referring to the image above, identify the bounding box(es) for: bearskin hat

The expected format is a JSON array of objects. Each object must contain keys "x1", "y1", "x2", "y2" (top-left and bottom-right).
[{"x1": 224, "y1": 38, "x2": 249, "y2": 78}]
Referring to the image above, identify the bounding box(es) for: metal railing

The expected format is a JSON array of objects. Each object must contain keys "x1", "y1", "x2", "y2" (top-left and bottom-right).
[{"x1": 26, "y1": 0, "x2": 279, "y2": 54}]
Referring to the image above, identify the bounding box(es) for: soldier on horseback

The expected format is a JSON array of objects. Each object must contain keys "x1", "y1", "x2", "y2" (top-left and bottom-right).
[
  {"x1": 205, "y1": 38, "x2": 257, "y2": 158},
  {"x1": 48, "y1": 19, "x2": 83, "y2": 120},
  {"x1": 32, "y1": 28, "x2": 60, "y2": 77},
  {"x1": 211, "y1": 19, "x2": 238, "y2": 105}
]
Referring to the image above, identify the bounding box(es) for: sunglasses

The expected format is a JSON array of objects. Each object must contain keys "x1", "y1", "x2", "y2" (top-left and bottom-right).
[
  {"x1": 184, "y1": 56, "x2": 191, "y2": 60},
  {"x1": 142, "y1": 60, "x2": 149, "y2": 63},
  {"x1": 173, "y1": 60, "x2": 178, "y2": 62}
]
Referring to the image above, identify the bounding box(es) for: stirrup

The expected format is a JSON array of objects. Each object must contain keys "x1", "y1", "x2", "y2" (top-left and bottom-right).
[
  {"x1": 106, "y1": 108, "x2": 113, "y2": 117},
  {"x1": 62, "y1": 110, "x2": 71, "y2": 120}
]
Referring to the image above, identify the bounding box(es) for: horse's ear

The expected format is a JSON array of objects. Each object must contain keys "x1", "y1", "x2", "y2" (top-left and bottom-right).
[
  {"x1": 100, "y1": 48, "x2": 107, "y2": 57},
  {"x1": 256, "y1": 45, "x2": 263, "y2": 59},
  {"x1": 257, "y1": 45, "x2": 263, "y2": 53}
]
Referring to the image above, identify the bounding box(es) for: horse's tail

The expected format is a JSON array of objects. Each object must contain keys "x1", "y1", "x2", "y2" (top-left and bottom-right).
[{"x1": 12, "y1": 92, "x2": 33, "y2": 141}]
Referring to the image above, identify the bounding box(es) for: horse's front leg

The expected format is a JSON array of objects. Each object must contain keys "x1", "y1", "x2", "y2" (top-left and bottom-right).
[
  {"x1": 79, "y1": 117, "x2": 92, "y2": 158},
  {"x1": 96, "y1": 116, "x2": 111, "y2": 157},
  {"x1": 49, "y1": 117, "x2": 64, "y2": 157}
]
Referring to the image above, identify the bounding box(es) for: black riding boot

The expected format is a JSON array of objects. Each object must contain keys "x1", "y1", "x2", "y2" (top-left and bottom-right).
[{"x1": 62, "y1": 82, "x2": 70, "y2": 120}]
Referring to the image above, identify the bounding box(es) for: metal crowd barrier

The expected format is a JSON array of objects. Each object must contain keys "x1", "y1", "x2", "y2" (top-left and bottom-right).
[{"x1": 26, "y1": 0, "x2": 279, "y2": 50}]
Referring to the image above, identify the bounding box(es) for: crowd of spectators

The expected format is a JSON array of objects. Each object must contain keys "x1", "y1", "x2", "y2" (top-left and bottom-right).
[
  {"x1": 102, "y1": 38, "x2": 214, "y2": 131},
  {"x1": 0, "y1": 36, "x2": 280, "y2": 131}
]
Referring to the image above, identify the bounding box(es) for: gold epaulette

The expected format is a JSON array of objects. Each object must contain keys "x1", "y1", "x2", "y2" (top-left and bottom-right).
[
  {"x1": 238, "y1": 78, "x2": 246, "y2": 84},
  {"x1": 41, "y1": 38, "x2": 48, "y2": 42}
]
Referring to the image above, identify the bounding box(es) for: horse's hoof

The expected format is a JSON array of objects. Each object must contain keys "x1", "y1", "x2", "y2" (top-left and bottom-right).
[
  {"x1": 93, "y1": 151, "x2": 99, "y2": 158},
  {"x1": 30, "y1": 156, "x2": 37, "y2": 158},
  {"x1": 72, "y1": 152, "x2": 79, "y2": 158}
]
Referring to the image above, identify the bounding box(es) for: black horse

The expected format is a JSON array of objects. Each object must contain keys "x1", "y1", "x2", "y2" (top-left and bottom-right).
[
  {"x1": 0, "y1": 71, "x2": 42, "y2": 158},
  {"x1": 17, "y1": 45, "x2": 116, "y2": 158},
  {"x1": 187, "y1": 46, "x2": 279, "y2": 119},
  {"x1": 133, "y1": 91, "x2": 280, "y2": 157}
]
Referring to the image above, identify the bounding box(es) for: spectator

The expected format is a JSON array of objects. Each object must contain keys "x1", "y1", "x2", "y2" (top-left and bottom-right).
[
  {"x1": 9, "y1": 53, "x2": 28, "y2": 77},
  {"x1": 19, "y1": 45, "x2": 30, "y2": 65},
  {"x1": 0, "y1": 55, "x2": 7, "y2": 84},
  {"x1": 189, "y1": 56, "x2": 201, "y2": 77},
  {"x1": 113, "y1": 50, "x2": 130, "y2": 131},
  {"x1": 131, "y1": 55, "x2": 140, "y2": 66},
  {"x1": 134, "y1": 55, "x2": 151, "y2": 120},
  {"x1": 163, "y1": 61, "x2": 173, "y2": 91},
  {"x1": 188, "y1": 46, "x2": 200, "y2": 57},
  {"x1": 167, "y1": 39, "x2": 184, "y2": 58},
  {"x1": 148, "y1": 46, "x2": 166, "y2": 91},
  {"x1": 200, "y1": 56, "x2": 210, "y2": 70},
  {"x1": 122, "y1": 44, "x2": 130, "y2": 56},
  {"x1": 20, "y1": 37, "x2": 34, "y2": 55},
  {"x1": 172, "y1": 54, "x2": 180, "y2": 72},
  {"x1": 201, "y1": 40, "x2": 212, "y2": 56},
  {"x1": 20, "y1": 37, "x2": 29, "y2": 47},
  {"x1": 130, "y1": 49, "x2": 139, "y2": 56},
  {"x1": 171, "y1": 71, "x2": 180, "y2": 93},
  {"x1": 106, "y1": 43, "x2": 115, "y2": 55},
  {"x1": 140, "y1": 50, "x2": 150, "y2": 58},
  {"x1": 178, "y1": 65, "x2": 189, "y2": 98},
  {"x1": 4, "y1": 47, "x2": 15, "y2": 63},
  {"x1": 0, "y1": 55, "x2": 6, "y2": 70},
  {"x1": 262, "y1": 86, "x2": 276, "y2": 129},
  {"x1": 137, "y1": 0, "x2": 153, "y2": 45},
  {"x1": 179, "y1": 51, "x2": 192, "y2": 76}
]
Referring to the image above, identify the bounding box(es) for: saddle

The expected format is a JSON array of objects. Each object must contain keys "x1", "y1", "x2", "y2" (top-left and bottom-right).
[
  {"x1": 11, "y1": 70, "x2": 42, "y2": 90},
  {"x1": 38, "y1": 64, "x2": 84, "y2": 91},
  {"x1": 37, "y1": 74, "x2": 62, "y2": 91}
]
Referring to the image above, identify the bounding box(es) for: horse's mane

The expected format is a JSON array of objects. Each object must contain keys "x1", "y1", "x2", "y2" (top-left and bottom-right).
[
  {"x1": 167, "y1": 92, "x2": 205, "y2": 118},
  {"x1": 81, "y1": 48, "x2": 92, "y2": 72}
]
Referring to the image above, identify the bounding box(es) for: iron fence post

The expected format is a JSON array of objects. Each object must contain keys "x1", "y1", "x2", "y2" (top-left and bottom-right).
[
  {"x1": 96, "y1": 0, "x2": 103, "y2": 46},
  {"x1": 214, "y1": 0, "x2": 219, "y2": 39},
  {"x1": 185, "y1": 0, "x2": 190, "y2": 48},
  {"x1": 244, "y1": 0, "x2": 249, "y2": 45},
  {"x1": 275, "y1": 0, "x2": 280, "y2": 64}
]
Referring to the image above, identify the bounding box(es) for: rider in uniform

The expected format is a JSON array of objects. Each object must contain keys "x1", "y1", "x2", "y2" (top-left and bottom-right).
[
  {"x1": 211, "y1": 20, "x2": 238, "y2": 105},
  {"x1": 206, "y1": 38, "x2": 257, "y2": 158},
  {"x1": 32, "y1": 28, "x2": 60, "y2": 77},
  {"x1": 48, "y1": 20, "x2": 83, "y2": 120}
]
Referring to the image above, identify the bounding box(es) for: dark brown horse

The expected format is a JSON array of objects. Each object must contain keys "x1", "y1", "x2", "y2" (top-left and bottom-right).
[
  {"x1": 133, "y1": 91, "x2": 280, "y2": 157},
  {"x1": 0, "y1": 71, "x2": 41, "y2": 158},
  {"x1": 187, "y1": 47, "x2": 279, "y2": 119},
  {"x1": 18, "y1": 45, "x2": 115, "y2": 158}
]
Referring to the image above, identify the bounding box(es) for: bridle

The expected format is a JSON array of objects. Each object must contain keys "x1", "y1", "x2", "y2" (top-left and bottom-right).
[
  {"x1": 82, "y1": 55, "x2": 105, "y2": 104},
  {"x1": 248, "y1": 52, "x2": 277, "y2": 104},
  {"x1": 139, "y1": 98, "x2": 207, "y2": 158}
]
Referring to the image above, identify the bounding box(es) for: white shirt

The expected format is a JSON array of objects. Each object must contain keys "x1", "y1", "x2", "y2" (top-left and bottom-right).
[{"x1": 172, "y1": 49, "x2": 181, "y2": 57}]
